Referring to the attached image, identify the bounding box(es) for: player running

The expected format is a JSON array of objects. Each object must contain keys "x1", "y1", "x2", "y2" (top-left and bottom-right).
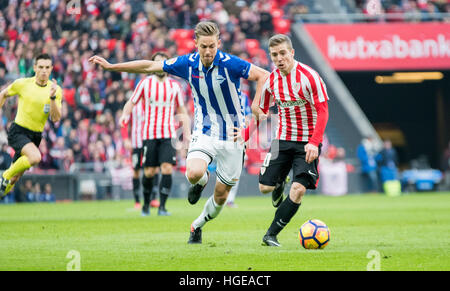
[
  {"x1": 90, "y1": 21, "x2": 269, "y2": 243},
  {"x1": 0, "y1": 53, "x2": 63, "y2": 197},
  {"x1": 120, "y1": 52, "x2": 191, "y2": 216},
  {"x1": 236, "y1": 34, "x2": 329, "y2": 247}
]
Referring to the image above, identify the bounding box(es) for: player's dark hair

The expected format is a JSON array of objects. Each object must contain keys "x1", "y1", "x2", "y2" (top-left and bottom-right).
[
  {"x1": 151, "y1": 52, "x2": 169, "y2": 61},
  {"x1": 34, "y1": 53, "x2": 52, "y2": 64}
]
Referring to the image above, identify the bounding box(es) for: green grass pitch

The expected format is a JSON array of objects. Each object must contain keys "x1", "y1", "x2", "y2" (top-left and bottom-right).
[{"x1": 0, "y1": 192, "x2": 449, "y2": 271}]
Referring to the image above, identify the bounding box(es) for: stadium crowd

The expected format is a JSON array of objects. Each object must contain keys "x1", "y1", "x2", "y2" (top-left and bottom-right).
[
  {"x1": 0, "y1": 0, "x2": 297, "y2": 175},
  {"x1": 354, "y1": 0, "x2": 450, "y2": 20},
  {"x1": 1, "y1": 0, "x2": 448, "y2": 203}
]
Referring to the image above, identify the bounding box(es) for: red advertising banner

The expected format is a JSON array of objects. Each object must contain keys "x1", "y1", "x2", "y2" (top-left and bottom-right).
[{"x1": 303, "y1": 23, "x2": 450, "y2": 71}]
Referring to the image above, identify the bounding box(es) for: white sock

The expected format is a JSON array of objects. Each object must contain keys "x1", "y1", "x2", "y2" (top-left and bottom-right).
[{"x1": 192, "y1": 195, "x2": 223, "y2": 229}]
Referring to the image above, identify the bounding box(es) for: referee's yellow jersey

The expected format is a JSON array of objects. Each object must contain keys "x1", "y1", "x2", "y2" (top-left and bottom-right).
[{"x1": 6, "y1": 77, "x2": 63, "y2": 132}]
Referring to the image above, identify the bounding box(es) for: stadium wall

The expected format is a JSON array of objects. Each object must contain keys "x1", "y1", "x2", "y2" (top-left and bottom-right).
[{"x1": 13, "y1": 171, "x2": 366, "y2": 202}]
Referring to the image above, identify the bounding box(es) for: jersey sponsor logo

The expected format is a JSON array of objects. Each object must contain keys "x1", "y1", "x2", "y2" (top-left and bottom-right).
[
  {"x1": 192, "y1": 75, "x2": 204, "y2": 79},
  {"x1": 276, "y1": 99, "x2": 307, "y2": 108},
  {"x1": 150, "y1": 100, "x2": 173, "y2": 106}
]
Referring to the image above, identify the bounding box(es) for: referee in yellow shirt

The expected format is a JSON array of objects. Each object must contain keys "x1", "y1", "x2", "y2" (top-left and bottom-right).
[{"x1": 0, "y1": 53, "x2": 62, "y2": 197}]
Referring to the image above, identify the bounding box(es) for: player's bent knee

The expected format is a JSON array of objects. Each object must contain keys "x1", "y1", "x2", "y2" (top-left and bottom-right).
[
  {"x1": 259, "y1": 184, "x2": 275, "y2": 194},
  {"x1": 28, "y1": 152, "x2": 42, "y2": 166},
  {"x1": 160, "y1": 163, "x2": 173, "y2": 175}
]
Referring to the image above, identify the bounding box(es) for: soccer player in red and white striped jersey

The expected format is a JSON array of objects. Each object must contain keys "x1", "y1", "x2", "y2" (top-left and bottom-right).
[
  {"x1": 128, "y1": 95, "x2": 145, "y2": 209},
  {"x1": 130, "y1": 98, "x2": 144, "y2": 150},
  {"x1": 120, "y1": 52, "x2": 191, "y2": 216},
  {"x1": 255, "y1": 34, "x2": 329, "y2": 247}
]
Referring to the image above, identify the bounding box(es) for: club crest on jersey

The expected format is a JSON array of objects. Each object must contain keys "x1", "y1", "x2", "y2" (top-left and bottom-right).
[
  {"x1": 166, "y1": 57, "x2": 177, "y2": 65},
  {"x1": 43, "y1": 104, "x2": 50, "y2": 114},
  {"x1": 260, "y1": 166, "x2": 266, "y2": 175}
]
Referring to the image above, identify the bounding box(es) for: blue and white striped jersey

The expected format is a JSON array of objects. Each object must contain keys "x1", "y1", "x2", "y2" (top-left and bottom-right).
[{"x1": 163, "y1": 50, "x2": 251, "y2": 141}]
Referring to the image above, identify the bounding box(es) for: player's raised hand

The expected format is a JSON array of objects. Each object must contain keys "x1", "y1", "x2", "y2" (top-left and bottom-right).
[
  {"x1": 89, "y1": 55, "x2": 111, "y2": 70},
  {"x1": 304, "y1": 143, "x2": 319, "y2": 164},
  {"x1": 49, "y1": 79, "x2": 58, "y2": 98}
]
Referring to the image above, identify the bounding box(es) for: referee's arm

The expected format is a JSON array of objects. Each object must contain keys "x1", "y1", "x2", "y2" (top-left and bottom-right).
[{"x1": 49, "y1": 80, "x2": 61, "y2": 123}]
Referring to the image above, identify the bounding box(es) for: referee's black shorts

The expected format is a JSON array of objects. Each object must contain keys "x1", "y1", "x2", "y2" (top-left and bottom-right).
[
  {"x1": 259, "y1": 140, "x2": 321, "y2": 190},
  {"x1": 7, "y1": 122, "x2": 42, "y2": 162}
]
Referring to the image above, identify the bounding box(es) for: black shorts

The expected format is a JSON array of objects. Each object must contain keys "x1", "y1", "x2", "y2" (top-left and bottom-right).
[
  {"x1": 132, "y1": 147, "x2": 143, "y2": 170},
  {"x1": 259, "y1": 140, "x2": 321, "y2": 190},
  {"x1": 7, "y1": 122, "x2": 42, "y2": 162},
  {"x1": 142, "y1": 139, "x2": 176, "y2": 168}
]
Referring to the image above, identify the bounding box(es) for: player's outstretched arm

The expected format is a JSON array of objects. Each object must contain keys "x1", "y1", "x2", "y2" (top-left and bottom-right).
[{"x1": 89, "y1": 55, "x2": 164, "y2": 74}]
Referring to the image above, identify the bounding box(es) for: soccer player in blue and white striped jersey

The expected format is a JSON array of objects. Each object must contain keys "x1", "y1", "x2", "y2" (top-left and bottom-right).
[{"x1": 90, "y1": 21, "x2": 269, "y2": 244}]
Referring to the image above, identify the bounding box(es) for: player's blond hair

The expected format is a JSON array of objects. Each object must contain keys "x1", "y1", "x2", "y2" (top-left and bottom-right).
[
  {"x1": 268, "y1": 34, "x2": 293, "y2": 49},
  {"x1": 194, "y1": 21, "x2": 220, "y2": 39}
]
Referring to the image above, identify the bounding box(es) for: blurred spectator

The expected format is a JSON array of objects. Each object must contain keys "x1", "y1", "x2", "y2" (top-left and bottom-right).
[
  {"x1": 0, "y1": 143, "x2": 12, "y2": 170},
  {"x1": 357, "y1": 136, "x2": 379, "y2": 192},
  {"x1": 320, "y1": 145, "x2": 348, "y2": 196},
  {"x1": 39, "y1": 183, "x2": 56, "y2": 203},
  {"x1": 376, "y1": 139, "x2": 399, "y2": 183},
  {"x1": 0, "y1": 0, "x2": 283, "y2": 177},
  {"x1": 34, "y1": 183, "x2": 42, "y2": 200},
  {"x1": 49, "y1": 137, "x2": 66, "y2": 170},
  {"x1": 24, "y1": 179, "x2": 37, "y2": 203},
  {"x1": 353, "y1": 0, "x2": 449, "y2": 22}
]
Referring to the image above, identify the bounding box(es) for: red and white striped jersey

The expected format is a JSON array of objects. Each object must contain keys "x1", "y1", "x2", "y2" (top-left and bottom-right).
[
  {"x1": 260, "y1": 61, "x2": 329, "y2": 144},
  {"x1": 130, "y1": 97, "x2": 145, "y2": 149},
  {"x1": 131, "y1": 75, "x2": 184, "y2": 140}
]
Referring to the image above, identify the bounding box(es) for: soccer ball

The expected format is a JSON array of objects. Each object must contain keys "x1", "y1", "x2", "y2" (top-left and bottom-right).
[{"x1": 298, "y1": 219, "x2": 330, "y2": 249}]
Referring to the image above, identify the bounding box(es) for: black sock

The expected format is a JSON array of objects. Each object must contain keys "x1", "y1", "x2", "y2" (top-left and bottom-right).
[
  {"x1": 267, "y1": 196, "x2": 301, "y2": 236},
  {"x1": 142, "y1": 175, "x2": 154, "y2": 206},
  {"x1": 159, "y1": 174, "x2": 172, "y2": 210},
  {"x1": 150, "y1": 175, "x2": 159, "y2": 201},
  {"x1": 132, "y1": 178, "x2": 140, "y2": 203}
]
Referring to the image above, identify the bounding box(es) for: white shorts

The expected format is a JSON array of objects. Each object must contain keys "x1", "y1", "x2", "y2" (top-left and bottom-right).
[{"x1": 187, "y1": 134, "x2": 245, "y2": 186}]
